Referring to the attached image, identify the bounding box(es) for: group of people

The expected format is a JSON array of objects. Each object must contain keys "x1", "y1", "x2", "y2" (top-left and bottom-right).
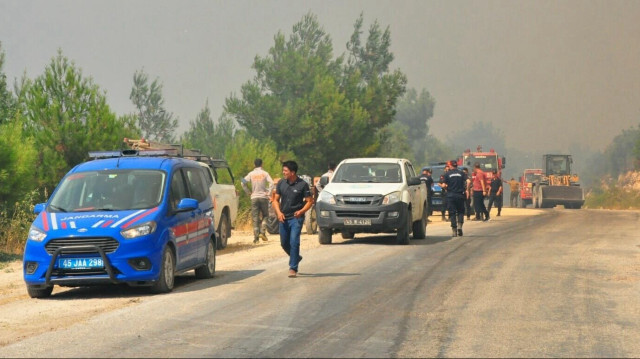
[
  {"x1": 421, "y1": 161, "x2": 506, "y2": 237},
  {"x1": 242, "y1": 159, "x2": 335, "y2": 278}
]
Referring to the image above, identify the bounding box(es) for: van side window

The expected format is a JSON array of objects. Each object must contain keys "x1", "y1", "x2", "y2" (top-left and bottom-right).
[
  {"x1": 170, "y1": 170, "x2": 188, "y2": 210},
  {"x1": 184, "y1": 167, "x2": 208, "y2": 202}
]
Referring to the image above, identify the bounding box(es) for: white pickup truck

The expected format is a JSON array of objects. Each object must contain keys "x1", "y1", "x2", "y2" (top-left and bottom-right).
[{"x1": 315, "y1": 158, "x2": 428, "y2": 245}]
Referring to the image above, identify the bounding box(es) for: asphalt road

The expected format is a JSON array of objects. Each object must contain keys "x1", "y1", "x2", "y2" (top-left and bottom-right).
[{"x1": 3, "y1": 208, "x2": 640, "y2": 358}]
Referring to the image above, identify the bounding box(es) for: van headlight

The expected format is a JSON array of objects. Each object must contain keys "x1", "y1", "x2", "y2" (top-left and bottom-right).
[
  {"x1": 121, "y1": 221, "x2": 157, "y2": 239},
  {"x1": 318, "y1": 190, "x2": 336, "y2": 205},
  {"x1": 382, "y1": 191, "x2": 401, "y2": 205},
  {"x1": 28, "y1": 226, "x2": 47, "y2": 242}
]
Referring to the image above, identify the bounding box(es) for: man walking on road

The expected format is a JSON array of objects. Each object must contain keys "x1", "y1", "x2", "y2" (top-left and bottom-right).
[
  {"x1": 272, "y1": 161, "x2": 313, "y2": 278},
  {"x1": 441, "y1": 160, "x2": 468, "y2": 237},
  {"x1": 472, "y1": 162, "x2": 490, "y2": 221},
  {"x1": 242, "y1": 158, "x2": 274, "y2": 244}
]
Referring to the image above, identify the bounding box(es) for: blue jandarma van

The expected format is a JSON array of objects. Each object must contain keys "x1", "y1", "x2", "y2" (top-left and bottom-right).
[{"x1": 23, "y1": 149, "x2": 217, "y2": 298}]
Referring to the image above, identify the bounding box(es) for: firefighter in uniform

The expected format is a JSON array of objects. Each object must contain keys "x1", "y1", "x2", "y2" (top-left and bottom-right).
[{"x1": 441, "y1": 160, "x2": 468, "y2": 237}]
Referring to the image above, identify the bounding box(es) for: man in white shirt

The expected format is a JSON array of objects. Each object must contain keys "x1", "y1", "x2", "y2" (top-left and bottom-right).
[
  {"x1": 316, "y1": 161, "x2": 336, "y2": 193},
  {"x1": 242, "y1": 159, "x2": 274, "y2": 244}
]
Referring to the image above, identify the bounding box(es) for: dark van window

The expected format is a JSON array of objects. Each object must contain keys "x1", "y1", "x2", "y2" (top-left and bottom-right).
[
  {"x1": 184, "y1": 167, "x2": 208, "y2": 202},
  {"x1": 170, "y1": 170, "x2": 188, "y2": 210}
]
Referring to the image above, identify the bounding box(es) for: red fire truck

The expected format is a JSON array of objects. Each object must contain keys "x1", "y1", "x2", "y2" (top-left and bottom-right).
[
  {"x1": 458, "y1": 146, "x2": 505, "y2": 182},
  {"x1": 519, "y1": 168, "x2": 542, "y2": 208}
]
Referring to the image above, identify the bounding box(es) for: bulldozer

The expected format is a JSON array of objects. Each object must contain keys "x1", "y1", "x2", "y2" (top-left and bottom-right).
[{"x1": 532, "y1": 154, "x2": 584, "y2": 209}]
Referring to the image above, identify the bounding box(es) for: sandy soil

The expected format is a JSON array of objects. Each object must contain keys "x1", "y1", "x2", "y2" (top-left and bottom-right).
[{"x1": 0, "y1": 208, "x2": 534, "y2": 347}]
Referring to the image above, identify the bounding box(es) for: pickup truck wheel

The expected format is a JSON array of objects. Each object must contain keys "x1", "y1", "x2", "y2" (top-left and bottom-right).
[
  {"x1": 305, "y1": 206, "x2": 318, "y2": 234},
  {"x1": 396, "y1": 208, "x2": 411, "y2": 245},
  {"x1": 195, "y1": 238, "x2": 216, "y2": 279},
  {"x1": 26, "y1": 285, "x2": 53, "y2": 298},
  {"x1": 216, "y1": 211, "x2": 229, "y2": 249},
  {"x1": 150, "y1": 246, "x2": 175, "y2": 294},
  {"x1": 412, "y1": 204, "x2": 427, "y2": 239},
  {"x1": 341, "y1": 231, "x2": 354, "y2": 239},
  {"x1": 319, "y1": 228, "x2": 333, "y2": 244}
]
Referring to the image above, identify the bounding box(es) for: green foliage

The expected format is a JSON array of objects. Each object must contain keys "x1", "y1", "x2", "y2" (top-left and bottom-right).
[
  {"x1": 602, "y1": 125, "x2": 639, "y2": 177},
  {"x1": 225, "y1": 12, "x2": 406, "y2": 174},
  {"x1": 20, "y1": 50, "x2": 138, "y2": 191},
  {"x1": 392, "y1": 88, "x2": 436, "y2": 164},
  {"x1": 0, "y1": 189, "x2": 43, "y2": 255},
  {"x1": 0, "y1": 119, "x2": 38, "y2": 204},
  {"x1": 181, "y1": 103, "x2": 235, "y2": 158},
  {"x1": 225, "y1": 130, "x2": 285, "y2": 210},
  {"x1": 585, "y1": 186, "x2": 640, "y2": 209},
  {"x1": 378, "y1": 122, "x2": 413, "y2": 161},
  {"x1": 0, "y1": 42, "x2": 17, "y2": 125},
  {"x1": 130, "y1": 69, "x2": 178, "y2": 143},
  {"x1": 422, "y1": 135, "x2": 455, "y2": 166}
]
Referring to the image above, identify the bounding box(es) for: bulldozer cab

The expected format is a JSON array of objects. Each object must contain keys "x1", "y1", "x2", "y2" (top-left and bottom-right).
[{"x1": 544, "y1": 155, "x2": 572, "y2": 176}]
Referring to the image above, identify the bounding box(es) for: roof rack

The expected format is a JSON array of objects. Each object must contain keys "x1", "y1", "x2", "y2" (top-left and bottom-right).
[
  {"x1": 122, "y1": 138, "x2": 230, "y2": 167},
  {"x1": 88, "y1": 148, "x2": 179, "y2": 159}
]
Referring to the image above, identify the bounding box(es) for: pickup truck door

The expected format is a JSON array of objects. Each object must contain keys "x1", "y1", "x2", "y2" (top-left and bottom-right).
[{"x1": 405, "y1": 162, "x2": 420, "y2": 221}]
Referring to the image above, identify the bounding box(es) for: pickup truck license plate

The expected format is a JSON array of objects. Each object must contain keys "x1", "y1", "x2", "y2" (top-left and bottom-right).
[
  {"x1": 58, "y1": 257, "x2": 104, "y2": 269},
  {"x1": 344, "y1": 219, "x2": 371, "y2": 226}
]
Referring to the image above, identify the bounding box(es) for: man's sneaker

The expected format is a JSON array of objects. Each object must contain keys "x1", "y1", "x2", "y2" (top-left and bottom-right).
[
  {"x1": 452, "y1": 228, "x2": 458, "y2": 237},
  {"x1": 253, "y1": 238, "x2": 259, "y2": 244},
  {"x1": 259, "y1": 233, "x2": 268, "y2": 242},
  {"x1": 497, "y1": 213, "x2": 501, "y2": 217},
  {"x1": 288, "y1": 269, "x2": 297, "y2": 278},
  {"x1": 457, "y1": 229, "x2": 463, "y2": 236}
]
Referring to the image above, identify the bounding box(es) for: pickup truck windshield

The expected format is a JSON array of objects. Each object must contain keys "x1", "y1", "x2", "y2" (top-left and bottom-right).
[
  {"x1": 48, "y1": 170, "x2": 166, "y2": 212},
  {"x1": 333, "y1": 163, "x2": 402, "y2": 183}
]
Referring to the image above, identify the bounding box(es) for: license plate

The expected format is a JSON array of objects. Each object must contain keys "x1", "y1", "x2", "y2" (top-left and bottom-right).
[
  {"x1": 433, "y1": 199, "x2": 442, "y2": 205},
  {"x1": 58, "y1": 257, "x2": 104, "y2": 269},
  {"x1": 344, "y1": 219, "x2": 371, "y2": 226}
]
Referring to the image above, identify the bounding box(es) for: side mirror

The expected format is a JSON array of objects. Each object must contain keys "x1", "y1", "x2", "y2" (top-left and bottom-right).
[
  {"x1": 319, "y1": 176, "x2": 329, "y2": 187},
  {"x1": 176, "y1": 198, "x2": 199, "y2": 213},
  {"x1": 34, "y1": 203, "x2": 46, "y2": 214},
  {"x1": 408, "y1": 177, "x2": 422, "y2": 186}
]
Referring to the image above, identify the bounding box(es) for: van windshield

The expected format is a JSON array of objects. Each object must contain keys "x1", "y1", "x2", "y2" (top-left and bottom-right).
[
  {"x1": 48, "y1": 170, "x2": 166, "y2": 212},
  {"x1": 333, "y1": 163, "x2": 402, "y2": 183}
]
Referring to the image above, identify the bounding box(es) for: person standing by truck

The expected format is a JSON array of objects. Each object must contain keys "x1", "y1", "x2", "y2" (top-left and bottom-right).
[
  {"x1": 316, "y1": 161, "x2": 336, "y2": 193},
  {"x1": 487, "y1": 169, "x2": 503, "y2": 217},
  {"x1": 441, "y1": 160, "x2": 468, "y2": 237},
  {"x1": 472, "y1": 162, "x2": 489, "y2": 221},
  {"x1": 507, "y1": 177, "x2": 520, "y2": 207},
  {"x1": 242, "y1": 158, "x2": 274, "y2": 244},
  {"x1": 419, "y1": 168, "x2": 434, "y2": 222},
  {"x1": 272, "y1": 160, "x2": 313, "y2": 278},
  {"x1": 462, "y1": 167, "x2": 473, "y2": 220}
]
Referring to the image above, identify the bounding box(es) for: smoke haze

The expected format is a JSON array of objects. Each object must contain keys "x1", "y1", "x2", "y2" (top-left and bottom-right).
[{"x1": 1, "y1": 0, "x2": 639, "y2": 153}]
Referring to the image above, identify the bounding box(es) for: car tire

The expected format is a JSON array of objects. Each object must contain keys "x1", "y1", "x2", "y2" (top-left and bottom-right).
[
  {"x1": 396, "y1": 208, "x2": 411, "y2": 245},
  {"x1": 319, "y1": 227, "x2": 333, "y2": 244},
  {"x1": 412, "y1": 204, "x2": 427, "y2": 239},
  {"x1": 150, "y1": 246, "x2": 175, "y2": 294},
  {"x1": 217, "y1": 211, "x2": 229, "y2": 249},
  {"x1": 26, "y1": 285, "x2": 53, "y2": 298},
  {"x1": 195, "y1": 238, "x2": 216, "y2": 279}
]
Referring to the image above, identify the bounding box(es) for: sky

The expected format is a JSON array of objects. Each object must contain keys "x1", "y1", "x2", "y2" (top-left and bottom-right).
[{"x1": 1, "y1": 0, "x2": 639, "y2": 154}]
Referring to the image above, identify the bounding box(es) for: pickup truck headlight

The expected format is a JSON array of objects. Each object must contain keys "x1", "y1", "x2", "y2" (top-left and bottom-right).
[
  {"x1": 27, "y1": 225, "x2": 47, "y2": 242},
  {"x1": 121, "y1": 221, "x2": 157, "y2": 239},
  {"x1": 382, "y1": 191, "x2": 401, "y2": 205},
  {"x1": 318, "y1": 190, "x2": 336, "y2": 205}
]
